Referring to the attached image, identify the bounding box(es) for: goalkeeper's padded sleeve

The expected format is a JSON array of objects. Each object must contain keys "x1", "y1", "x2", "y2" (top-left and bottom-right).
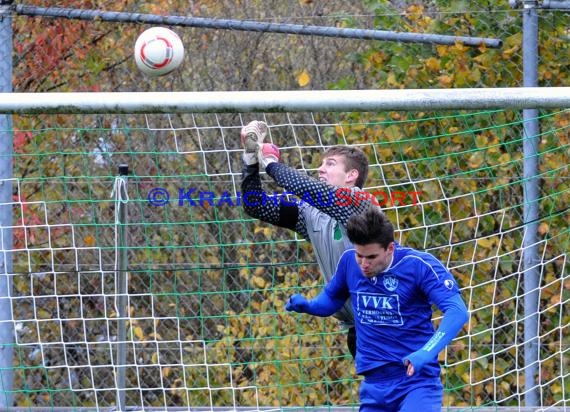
[
  {"x1": 286, "y1": 291, "x2": 346, "y2": 317},
  {"x1": 242, "y1": 152, "x2": 258, "y2": 166},
  {"x1": 241, "y1": 163, "x2": 299, "y2": 232},
  {"x1": 402, "y1": 293, "x2": 469, "y2": 373},
  {"x1": 265, "y1": 162, "x2": 371, "y2": 227}
]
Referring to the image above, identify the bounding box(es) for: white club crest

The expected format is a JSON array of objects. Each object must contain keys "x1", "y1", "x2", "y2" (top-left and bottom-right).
[
  {"x1": 383, "y1": 275, "x2": 398, "y2": 291},
  {"x1": 444, "y1": 279, "x2": 455, "y2": 290}
]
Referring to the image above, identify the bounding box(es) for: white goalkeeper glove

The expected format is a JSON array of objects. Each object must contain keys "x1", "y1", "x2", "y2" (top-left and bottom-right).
[{"x1": 240, "y1": 120, "x2": 268, "y2": 165}]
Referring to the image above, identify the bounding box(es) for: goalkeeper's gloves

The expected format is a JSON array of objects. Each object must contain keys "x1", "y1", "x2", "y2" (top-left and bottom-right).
[
  {"x1": 259, "y1": 143, "x2": 280, "y2": 169},
  {"x1": 240, "y1": 120, "x2": 268, "y2": 165}
]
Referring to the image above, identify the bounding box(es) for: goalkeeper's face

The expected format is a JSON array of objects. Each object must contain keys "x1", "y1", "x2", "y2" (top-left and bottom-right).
[
  {"x1": 353, "y1": 242, "x2": 395, "y2": 278},
  {"x1": 317, "y1": 155, "x2": 359, "y2": 188}
]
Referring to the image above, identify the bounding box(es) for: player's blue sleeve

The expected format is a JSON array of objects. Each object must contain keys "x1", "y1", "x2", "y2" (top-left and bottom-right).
[
  {"x1": 402, "y1": 294, "x2": 469, "y2": 373},
  {"x1": 286, "y1": 250, "x2": 352, "y2": 317},
  {"x1": 286, "y1": 290, "x2": 346, "y2": 317}
]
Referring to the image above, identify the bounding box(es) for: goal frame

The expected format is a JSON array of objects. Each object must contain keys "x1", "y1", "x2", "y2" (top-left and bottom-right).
[{"x1": 0, "y1": 87, "x2": 569, "y2": 114}]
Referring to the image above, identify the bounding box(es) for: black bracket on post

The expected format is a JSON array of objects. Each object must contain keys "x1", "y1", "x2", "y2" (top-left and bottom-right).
[{"x1": 118, "y1": 164, "x2": 129, "y2": 176}]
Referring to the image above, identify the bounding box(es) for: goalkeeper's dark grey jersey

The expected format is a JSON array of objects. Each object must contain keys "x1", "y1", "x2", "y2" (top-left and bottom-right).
[{"x1": 242, "y1": 162, "x2": 372, "y2": 328}]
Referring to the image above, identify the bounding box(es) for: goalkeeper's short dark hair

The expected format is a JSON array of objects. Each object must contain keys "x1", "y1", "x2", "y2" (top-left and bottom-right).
[{"x1": 346, "y1": 207, "x2": 394, "y2": 249}]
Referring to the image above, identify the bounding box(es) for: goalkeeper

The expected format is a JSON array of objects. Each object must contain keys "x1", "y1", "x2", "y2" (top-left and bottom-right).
[
  {"x1": 286, "y1": 207, "x2": 469, "y2": 412},
  {"x1": 240, "y1": 120, "x2": 372, "y2": 358}
]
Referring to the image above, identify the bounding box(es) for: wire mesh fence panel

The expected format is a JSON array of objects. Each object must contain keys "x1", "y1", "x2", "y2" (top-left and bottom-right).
[{"x1": 3, "y1": 106, "x2": 569, "y2": 410}]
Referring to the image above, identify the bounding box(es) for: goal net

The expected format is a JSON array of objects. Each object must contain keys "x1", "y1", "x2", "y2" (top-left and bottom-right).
[{"x1": 1, "y1": 91, "x2": 568, "y2": 411}]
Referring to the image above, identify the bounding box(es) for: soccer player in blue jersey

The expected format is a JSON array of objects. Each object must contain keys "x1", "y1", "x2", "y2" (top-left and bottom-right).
[
  {"x1": 286, "y1": 207, "x2": 469, "y2": 412},
  {"x1": 240, "y1": 120, "x2": 373, "y2": 358}
]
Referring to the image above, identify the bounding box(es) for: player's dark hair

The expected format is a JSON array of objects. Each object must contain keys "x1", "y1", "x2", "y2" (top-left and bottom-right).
[
  {"x1": 323, "y1": 146, "x2": 369, "y2": 188},
  {"x1": 346, "y1": 207, "x2": 394, "y2": 248}
]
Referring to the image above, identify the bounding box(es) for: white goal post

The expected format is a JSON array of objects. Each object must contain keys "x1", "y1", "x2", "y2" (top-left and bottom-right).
[{"x1": 0, "y1": 87, "x2": 569, "y2": 113}]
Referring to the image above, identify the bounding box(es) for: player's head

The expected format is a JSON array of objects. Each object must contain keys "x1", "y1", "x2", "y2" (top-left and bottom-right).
[
  {"x1": 318, "y1": 146, "x2": 369, "y2": 189},
  {"x1": 346, "y1": 208, "x2": 395, "y2": 277}
]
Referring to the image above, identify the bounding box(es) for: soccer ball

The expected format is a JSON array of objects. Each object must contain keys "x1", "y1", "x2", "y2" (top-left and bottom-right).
[{"x1": 134, "y1": 27, "x2": 184, "y2": 77}]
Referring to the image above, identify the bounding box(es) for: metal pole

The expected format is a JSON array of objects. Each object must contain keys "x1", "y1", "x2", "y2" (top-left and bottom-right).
[
  {"x1": 14, "y1": 4, "x2": 503, "y2": 49},
  {"x1": 115, "y1": 165, "x2": 129, "y2": 411},
  {"x1": 510, "y1": 0, "x2": 570, "y2": 8},
  {"x1": 0, "y1": 0, "x2": 14, "y2": 408},
  {"x1": 522, "y1": 0, "x2": 540, "y2": 407},
  {"x1": 538, "y1": 0, "x2": 570, "y2": 8}
]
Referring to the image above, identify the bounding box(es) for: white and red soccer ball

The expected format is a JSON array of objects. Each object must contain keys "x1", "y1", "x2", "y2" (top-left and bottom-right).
[{"x1": 134, "y1": 27, "x2": 184, "y2": 77}]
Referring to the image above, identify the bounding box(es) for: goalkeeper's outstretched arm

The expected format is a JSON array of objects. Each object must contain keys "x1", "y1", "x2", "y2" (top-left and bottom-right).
[
  {"x1": 241, "y1": 163, "x2": 303, "y2": 233},
  {"x1": 240, "y1": 120, "x2": 306, "y2": 234},
  {"x1": 266, "y1": 162, "x2": 371, "y2": 226}
]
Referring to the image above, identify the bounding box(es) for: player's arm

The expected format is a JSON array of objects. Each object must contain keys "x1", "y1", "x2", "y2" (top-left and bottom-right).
[
  {"x1": 241, "y1": 163, "x2": 301, "y2": 232},
  {"x1": 403, "y1": 294, "x2": 469, "y2": 376},
  {"x1": 285, "y1": 290, "x2": 346, "y2": 317},
  {"x1": 285, "y1": 251, "x2": 351, "y2": 317},
  {"x1": 403, "y1": 255, "x2": 469, "y2": 376},
  {"x1": 264, "y1": 161, "x2": 370, "y2": 226},
  {"x1": 240, "y1": 121, "x2": 304, "y2": 233}
]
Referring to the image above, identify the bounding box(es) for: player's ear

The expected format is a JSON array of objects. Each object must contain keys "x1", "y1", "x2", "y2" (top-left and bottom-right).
[{"x1": 346, "y1": 168, "x2": 359, "y2": 185}]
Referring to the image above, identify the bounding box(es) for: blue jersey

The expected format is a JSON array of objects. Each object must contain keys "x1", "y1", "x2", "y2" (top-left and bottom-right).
[{"x1": 324, "y1": 243, "x2": 462, "y2": 377}]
